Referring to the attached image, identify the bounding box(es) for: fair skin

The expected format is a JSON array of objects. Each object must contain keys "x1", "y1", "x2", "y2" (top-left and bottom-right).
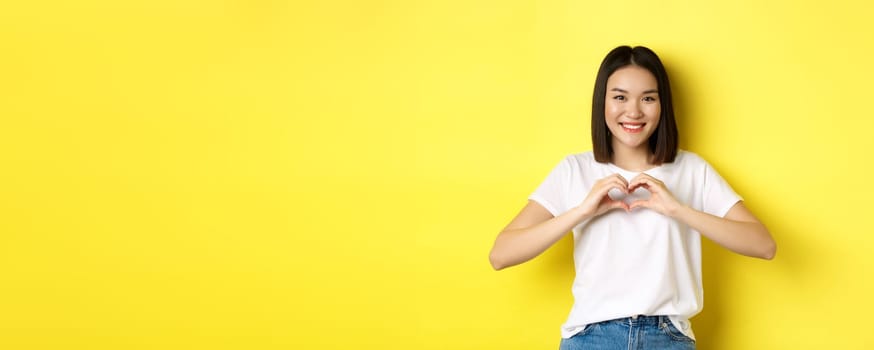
[{"x1": 489, "y1": 65, "x2": 776, "y2": 270}]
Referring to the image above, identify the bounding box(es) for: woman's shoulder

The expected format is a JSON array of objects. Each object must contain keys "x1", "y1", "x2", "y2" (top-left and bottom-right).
[
  {"x1": 561, "y1": 151, "x2": 598, "y2": 167},
  {"x1": 545, "y1": 151, "x2": 599, "y2": 174},
  {"x1": 673, "y1": 149, "x2": 719, "y2": 170},
  {"x1": 566, "y1": 150, "x2": 595, "y2": 161},
  {"x1": 675, "y1": 149, "x2": 705, "y2": 164}
]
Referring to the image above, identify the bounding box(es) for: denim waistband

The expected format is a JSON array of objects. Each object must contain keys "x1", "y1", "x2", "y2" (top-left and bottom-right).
[{"x1": 607, "y1": 315, "x2": 670, "y2": 326}]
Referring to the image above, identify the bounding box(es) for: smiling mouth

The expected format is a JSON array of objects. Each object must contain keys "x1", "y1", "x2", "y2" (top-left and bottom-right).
[{"x1": 620, "y1": 123, "x2": 645, "y2": 133}]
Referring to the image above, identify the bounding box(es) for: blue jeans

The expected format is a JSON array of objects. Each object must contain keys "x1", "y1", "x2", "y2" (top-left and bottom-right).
[{"x1": 559, "y1": 315, "x2": 696, "y2": 350}]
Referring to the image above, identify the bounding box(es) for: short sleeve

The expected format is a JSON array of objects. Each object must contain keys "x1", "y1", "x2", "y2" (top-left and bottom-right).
[
  {"x1": 528, "y1": 156, "x2": 572, "y2": 217},
  {"x1": 702, "y1": 160, "x2": 743, "y2": 217}
]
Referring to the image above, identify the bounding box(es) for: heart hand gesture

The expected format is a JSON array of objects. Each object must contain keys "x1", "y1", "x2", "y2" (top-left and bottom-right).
[
  {"x1": 627, "y1": 173, "x2": 682, "y2": 217},
  {"x1": 577, "y1": 174, "x2": 631, "y2": 217},
  {"x1": 577, "y1": 173, "x2": 683, "y2": 219}
]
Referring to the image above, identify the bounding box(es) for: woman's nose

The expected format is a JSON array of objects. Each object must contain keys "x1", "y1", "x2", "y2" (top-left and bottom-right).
[{"x1": 625, "y1": 103, "x2": 643, "y2": 118}]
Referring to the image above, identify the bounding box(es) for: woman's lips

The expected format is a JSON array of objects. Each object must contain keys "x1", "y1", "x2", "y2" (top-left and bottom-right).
[{"x1": 620, "y1": 123, "x2": 645, "y2": 133}]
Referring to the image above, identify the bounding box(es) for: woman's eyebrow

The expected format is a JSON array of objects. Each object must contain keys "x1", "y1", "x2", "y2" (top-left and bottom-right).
[{"x1": 609, "y1": 88, "x2": 659, "y2": 94}]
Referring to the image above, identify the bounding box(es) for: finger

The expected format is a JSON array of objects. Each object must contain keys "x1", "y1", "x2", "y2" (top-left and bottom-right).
[
  {"x1": 630, "y1": 173, "x2": 663, "y2": 186},
  {"x1": 609, "y1": 177, "x2": 630, "y2": 193},
  {"x1": 606, "y1": 199, "x2": 629, "y2": 211},
  {"x1": 598, "y1": 173, "x2": 623, "y2": 184},
  {"x1": 628, "y1": 199, "x2": 648, "y2": 211},
  {"x1": 628, "y1": 178, "x2": 648, "y2": 192},
  {"x1": 596, "y1": 197, "x2": 626, "y2": 213},
  {"x1": 587, "y1": 180, "x2": 626, "y2": 209},
  {"x1": 630, "y1": 177, "x2": 663, "y2": 193},
  {"x1": 628, "y1": 181, "x2": 647, "y2": 192},
  {"x1": 596, "y1": 177, "x2": 629, "y2": 195},
  {"x1": 629, "y1": 172, "x2": 651, "y2": 181},
  {"x1": 627, "y1": 174, "x2": 645, "y2": 190},
  {"x1": 612, "y1": 173, "x2": 629, "y2": 188}
]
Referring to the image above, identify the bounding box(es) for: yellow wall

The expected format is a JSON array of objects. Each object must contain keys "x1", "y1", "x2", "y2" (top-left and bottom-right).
[{"x1": 1, "y1": 0, "x2": 872, "y2": 349}]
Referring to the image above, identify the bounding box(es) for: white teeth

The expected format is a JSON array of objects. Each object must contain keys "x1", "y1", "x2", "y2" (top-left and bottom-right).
[{"x1": 622, "y1": 123, "x2": 643, "y2": 129}]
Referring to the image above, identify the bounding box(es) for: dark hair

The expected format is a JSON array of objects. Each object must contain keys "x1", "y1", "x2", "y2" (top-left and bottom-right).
[{"x1": 591, "y1": 46, "x2": 678, "y2": 164}]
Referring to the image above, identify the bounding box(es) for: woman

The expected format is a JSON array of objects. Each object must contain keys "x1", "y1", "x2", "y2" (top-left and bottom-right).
[{"x1": 488, "y1": 46, "x2": 776, "y2": 349}]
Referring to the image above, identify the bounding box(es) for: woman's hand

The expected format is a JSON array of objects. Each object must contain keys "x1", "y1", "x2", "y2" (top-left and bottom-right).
[
  {"x1": 577, "y1": 174, "x2": 631, "y2": 217},
  {"x1": 627, "y1": 173, "x2": 683, "y2": 217}
]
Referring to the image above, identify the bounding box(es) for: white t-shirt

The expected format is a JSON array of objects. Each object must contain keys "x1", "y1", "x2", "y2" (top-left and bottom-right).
[{"x1": 528, "y1": 150, "x2": 741, "y2": 340}]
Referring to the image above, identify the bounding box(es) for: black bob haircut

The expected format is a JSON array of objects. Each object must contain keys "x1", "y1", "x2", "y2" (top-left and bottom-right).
[{"x1": 591, "y1": 46, "x2": 678, "y2": 164}]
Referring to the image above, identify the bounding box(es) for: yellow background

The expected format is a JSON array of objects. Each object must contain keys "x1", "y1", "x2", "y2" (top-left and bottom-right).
[{"x1": 1, "y1": 0, "x2": 872, "y2": 349}]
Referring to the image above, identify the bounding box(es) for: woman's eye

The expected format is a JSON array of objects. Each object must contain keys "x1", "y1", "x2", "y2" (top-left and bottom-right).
[
  {"x1": 643, "y1": 96, "x2": 657, "y2": 102},
  {"x1": 613, "y1": 95, "x2": 625, "y2": 101}
]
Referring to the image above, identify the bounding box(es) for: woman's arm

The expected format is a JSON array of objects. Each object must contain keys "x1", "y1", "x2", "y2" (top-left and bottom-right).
[
  {"x1": 489, "y1": 201, "x2": 584, "y2": 270},
  {"x1": 671, "y1": 201, "x2": 776, "y2": 259},
  {"x1": 628, "y1": 173, "x2": 776, "y2": 260},
  {"x1": 490, "y1": 174, "x2": 631, "y2": 270}
]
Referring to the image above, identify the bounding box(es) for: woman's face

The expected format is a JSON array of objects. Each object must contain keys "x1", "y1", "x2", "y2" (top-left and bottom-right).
[{"x1": 604, "y1": 65, "x2": 661, "y2": 153}]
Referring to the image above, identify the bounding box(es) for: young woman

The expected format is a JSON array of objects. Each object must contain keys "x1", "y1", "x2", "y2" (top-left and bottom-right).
[{"x1": 488, "y1": 46, "x2": 776, "y2": 349}]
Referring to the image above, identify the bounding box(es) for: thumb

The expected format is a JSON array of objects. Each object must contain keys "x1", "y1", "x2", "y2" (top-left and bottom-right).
[
  {"x1": 610, "y1": 199, "x2": 629, "y2": 211},
  {"x1": 628, "y1": 200, "x2": 648, "y2": 211}
]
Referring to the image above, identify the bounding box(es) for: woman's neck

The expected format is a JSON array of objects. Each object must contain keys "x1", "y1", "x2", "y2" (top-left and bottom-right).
[{"x1": 611, "y1": 145, "x2": 655, "y2": 172}]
